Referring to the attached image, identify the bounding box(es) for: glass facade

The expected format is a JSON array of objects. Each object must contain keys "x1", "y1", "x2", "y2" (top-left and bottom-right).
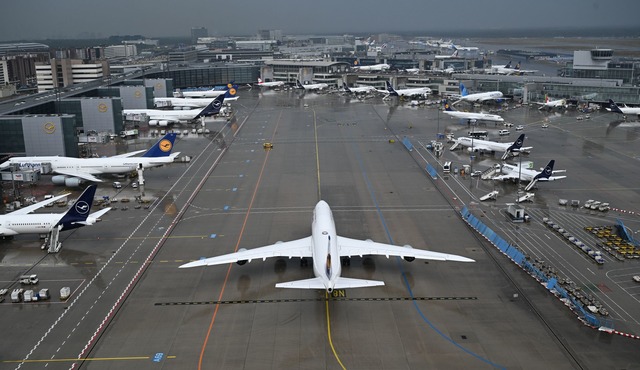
[
  {"x1": 0, "y1": 118, "x2": 26, "y2": 155},
  {"x1": 147, "y1": 66, "x2": 260, "y2": 89}
]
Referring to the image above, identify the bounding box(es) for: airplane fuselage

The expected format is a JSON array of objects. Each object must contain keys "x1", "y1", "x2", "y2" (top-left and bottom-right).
[
  {"x1": 0, "y1": 214, "x2": 62, "y2": 236},
  {"x1": 311, "y1": 201, "x2": 341, "y2": 292},
  {"x1": 444, "y1": 111, "x2": 504, "y2": 122},
  {"x1": 461, "y1": 91, "x2": 503, "y2": 102},
  {"x1": 123, "y1": 108, "x2": 202, "y2": 122},
  {"x1": 180, "y1": 89, "x2": 226, "y2": 98},
  {"x1": 4, "y1": 156, "x2": 176, "y2": 176}
]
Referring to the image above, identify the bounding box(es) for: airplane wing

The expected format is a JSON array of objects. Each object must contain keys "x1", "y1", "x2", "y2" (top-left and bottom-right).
[
  {"x1": 492, "y1": 173, "x2": 518, "y2": 181},
  {"x1": 470, "y1": 144, "x2": 491, "y2": 152},
  {"x1": 179, "y1": 236, "x2": 313, "y2": 268},
  {"x1": 537, "y1": 175, "x2": 567, "y2": 182},
  {"x1": 53, "y1": 169, "x2": 104, "y2": 182},
  {"x1": 337, "y1": 236, "x2": 474, "y2": 262},
  {"x1": 111, "y1": 150, "x2": 147, "y2": 158},
  {"x1": 11, "y1": 193, "x2": 70, "y2": 215}
]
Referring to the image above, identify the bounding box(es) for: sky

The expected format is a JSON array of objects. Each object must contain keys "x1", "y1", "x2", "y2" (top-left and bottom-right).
[{"x1": 1, "y1": 0, "x2": 639, "y2": 41}]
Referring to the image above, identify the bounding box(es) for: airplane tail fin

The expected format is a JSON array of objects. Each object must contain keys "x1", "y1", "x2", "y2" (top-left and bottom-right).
[
  {"x1": 459, "y1": 83, "x2": 469, "y2": 97},
  {"x1": 609, "y1": 99, "x2": 624, "y2": 114},
  {"x1": 56, "y1": 185, "x2": 97, "y2": 230},
  {"x1": 504, "y1": 61, "x2": 512, "y2": 68},
  {"x1": 142, "y1": 132, "x2": 178, "y2": 158},
  {"x1": 296, "y1": 79, "x2": 304, "y2": 88},
  {"x1": 224, "y1": 85, "x2": 238, "y2": 99},
  {"x1": 526, "y1": 160, "x2": 555, "y2": 190},
  {"x1": 195, "y1": 94, "x2": 225, "y2": 119},
  {"x1": 342, "y1": 82, "x2": 351, "y2": 92},
  {"x1": 502, "y1": 133, "x2": 526, "y2": 160},
  {"x1": 385, "y1": 81, "x2": 398, "y2": 96},
  {"x1": 443, "y1": 100, "x2": 455, "y2": 111},
  {"x1": 258, "y1": 78, "x2": 263, "y2": 84}
]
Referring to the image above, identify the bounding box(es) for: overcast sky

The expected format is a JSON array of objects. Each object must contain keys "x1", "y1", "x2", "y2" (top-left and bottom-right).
[{"x1": 2, "y1": 0, "x2": 639, "y2": 41}]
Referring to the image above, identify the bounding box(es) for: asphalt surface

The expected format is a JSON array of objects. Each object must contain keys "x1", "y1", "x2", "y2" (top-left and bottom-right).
[{"x1": 1, "y1": 87, "x2": 639, "y2": 369}]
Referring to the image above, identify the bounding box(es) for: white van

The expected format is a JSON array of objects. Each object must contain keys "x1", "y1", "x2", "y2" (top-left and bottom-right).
[
  {"x1": 498, "y1": 129, "x2": 510, "y2": 136},
  {"x1": 443, "y1": 161, "x2": 452, "y2": 174},
  {"x1": 112, "y1": 181, "x2": 122, "y2": 189}
]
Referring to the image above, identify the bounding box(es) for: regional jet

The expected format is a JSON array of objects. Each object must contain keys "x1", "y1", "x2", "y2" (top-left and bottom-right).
[
  {"x1": 384, "y1": 81, "x2": 431, "y2": 98},
  {"x1": 453, "y1": 133, "x2": 531, "y2": 160},
  {"x1": 485, "y1": 61, "x2": 537, "y2": 75},
  {"x1": 456, "y1": 83, "x2": 504, "y2": 104},
  {"x1": 342, "y1": 82, "x2": 377, "y2": 94},
  {"x1": 0, "y1": 185, "x2": 110, "y2": 237},
  {"x1": 493, "y1": 160, "x2": 566, "y2": 191},
  {"x1": 442, "y1": 100, "x2": 504, "y2": 124},
  {"x1": 180, "y1": 201, "x2": 474, "y2": 293},
  {"x1": 607, "y1": 99, "x2": 640, "y2": 119},
  {"x1": 296, "y1": 79, "x2": 329, "y2": 91},
  {"x1": 1, "y1": 133, "x2": 180, "y2": 185},
  {"x1": 257, "y1": 78, "x2": 284, "y2": 88},
  {"x1": 125, "y1": 94, "x2": 225, "y2": 126}
]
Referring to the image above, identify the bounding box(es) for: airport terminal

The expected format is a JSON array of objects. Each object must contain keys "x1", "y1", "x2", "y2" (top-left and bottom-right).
[{"x1": 1, "y1": 32, "x2": 639, "y2": 369}]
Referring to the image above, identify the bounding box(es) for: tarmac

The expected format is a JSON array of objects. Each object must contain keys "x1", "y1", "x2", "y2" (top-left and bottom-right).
[{"x1": 1, "y1": 87, "x2": 639, "y2": 369}]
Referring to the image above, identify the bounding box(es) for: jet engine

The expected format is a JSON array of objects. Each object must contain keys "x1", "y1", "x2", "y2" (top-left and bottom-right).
[
  {"x1": 236, "y1": 248, "x2": 248, "y2": 265},
  {"x1": 51, "y1": 175, "x2": 83, "y2": 187},
  {"x1": 149, "y1": 120, "x2": 159, "y2": 126},
  {"x1": 403, "y1": 245, "x2": 415, "y2": 262},
  {"x1": 158, "y1": 120, "x2": 169, "y2": 127}
]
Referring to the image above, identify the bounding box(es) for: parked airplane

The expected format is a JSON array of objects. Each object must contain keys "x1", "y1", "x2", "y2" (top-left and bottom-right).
[
  {"x1": 442, "y1": 100, "x2": 504, "y2": 124},
  {"x1": 176, "y1": 82, "x2": 237, "y2": 98},
  {"x1": 257, "y1": 78, "x2": 284, "y2": 88},
  {"x1": 180, "y1": 200, "x2": 474, "y2": 292},
  {"x1": 432, "y1": 66, "x2": 455, "y2": 74},
  {"x1": 0, "y1": 133, "x2": 180, "y2": 185},
  {"x1": 154, "y1": 91, "x2": 237, "y2": 109},
  {"x1": 0, "y1": 185, "x2": 110, "y2": 237},
  {"x1": 535, "y1": 95, "x2": 567, "y2": 110},
  {"x1": 456, "y1": 83, "x2": 504, "y2": 104},
  {"x1": 342, "y1": 82, "x2": 377, "y2": 94},
  {"x1": 404, "y1": 68, "x2": 420, "y2": 74},
  {"x1": 453, "y1": 133, "x2": 531, "y2": 160},
  {"x1": 384, "y1": 81, "x2": 431, "y2": 98},
  {"x1": 125, "y1": 94, "x2": 225, "y2": 126},
  {"x1": 296, "y1": 79, "x2": 329, "y2": 91},
  {"x1": 606, "y1": 99, "x2": 640, "y2": 118},
  {"x1": 493, "y1": 160, "x2": 566, "y2": 191},
  {"x1": 352, "y1": 62, "x2": 391, "y2": 72},
  {"x1": 485, "y1": 61, "x2": 537, "y2": 75}
]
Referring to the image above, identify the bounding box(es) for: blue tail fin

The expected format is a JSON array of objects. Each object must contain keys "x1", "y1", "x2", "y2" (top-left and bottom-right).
[
  {"x1": 459, "y1": 83, "x2": 469, "y2": 97},
  {"x1": 609, "y1": 99, "x2": 624, "y2": 114},
  {"x1": 534, "y1": 160, "x2": 555, "y2": 181},
  {"x1": 296, "y1": 79, "x2": 304, "y2": 88},
  {"x1": 507, "y1": 134, "x2": 525, "y2": 152},
  {"x1": 386, "y1": 81, "x2": 398, "y2": 96},
  {"x1": 343, "y1": 82, "x2": 351, "y2": 92},
  {"x1": 57, "y1": 185, "x2": 97, "y2": 230},
  {"x1": 224, "y1": 84, "x2": 238, "y2": 99},
  {"x1": 142, "y1": 132, "x2": 178, "y2": 158},
  {"x1": 442, "y1": 100, "x2": 455, "y2": 111},
  {"x1": 195, "y1": 94, "x2": 225, "y2": 118}
]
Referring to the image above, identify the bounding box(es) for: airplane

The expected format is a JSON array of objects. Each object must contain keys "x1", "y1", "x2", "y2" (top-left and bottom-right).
[
  {"x1": 493, "y1": 160, "x2": 566, "y2": 191},
  {"x1": 453, "y1": 133, "x2": 531, "y2": 160},
  {"x1": 124, "y1": 94, "x2": 225, "y2": 126},
  {"x1": 0, "y1": 185, "x2": 110, "y2": 237},
  {"x1": 456, "y1": 83, "x2": 504, "y2": 104},
  {"x1": 432, "y1": 66, "x2": 455, "y2": 74},
  {"x1": 180, "y1": 200, "x2": 474, "y2": 293},
  {"x1": 257, "y1": 78, "x2": 284, "y2": 88},
  {"x1": 296, "y1": 79, "x2": 329, "y2": 91},
  {"x1": 384, "y1": 81, "x2": 431, "y2": 98},
  {"x1": 404, "y1": 68, "x2": 420, "y2": 74},
  {"x1": 485, "y1": 61, "x2": 537, "y2": 75},
  {"x1": 176, "y1": 82, "x2": 237, "y2": 98},
  {"x1": 342, "y1": 82, "x2": 377, "y2": 94},
  {"x1": 606, "y1": 99, "x2": 640, "y2": 118},
  {"x1": 535, "y1": 95, "x2": 567, "y2": 110},
  {"x1": 154, "y1": 90, "x2": 237, "y2": 109},
  {"x1": 0, "y1": 132, "x2": 181, "y2": 185},
  {"x1": 442, "y1": 100, "x2": 505, "y2": 124},
  {"x1": 352, "y1": 62, "x2": 391, "y2": 72}
]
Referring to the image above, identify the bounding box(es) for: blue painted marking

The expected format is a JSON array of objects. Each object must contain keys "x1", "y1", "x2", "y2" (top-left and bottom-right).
[
  {"x1": 153, "y1": 353, "x2": 164, "y2": 362},
  {"x1": 223, "y1": 205, "x2": 230, "y2": 211},
  {"x1": 232, "y1": 187, "x2": 237, "y2": 192},
  {"x1": 210, "y1": 234, "x2": 217, "y2": 238}
]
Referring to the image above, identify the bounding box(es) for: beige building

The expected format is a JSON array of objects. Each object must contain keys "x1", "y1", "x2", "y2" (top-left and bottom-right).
[{"x1": 35, "y1": 58, "x2": 109, "y2": 92}]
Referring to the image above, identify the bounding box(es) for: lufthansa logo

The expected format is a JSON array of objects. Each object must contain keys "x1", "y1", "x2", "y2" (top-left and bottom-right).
[
  {"x1": 98, "y1": 103, "x2": 108, "y2": 112},
  {"x1": 159, "y1": 139, "x2": 172, "y2": 152},
  {"x1": 227, "y1": 83, "x2": 233, "y2": 89},
  {"x1": 134, "y1": 91, "x2": 142, "y2": 98},
  {"x1": 155, "y1": 83, "x2": 162, "y2": 89},
  {"x1": 229, "y1": 88, "x2": 237, "y2": 96},
  {"x1": 44, "y1": 122, "x2": 56, "y2": 134},
  {"x1": 75, "y1": 200, "x2": 90, "y2": 215},
  {"x1": 213, "y1": 100, "x2": 222, "y2": 109}
]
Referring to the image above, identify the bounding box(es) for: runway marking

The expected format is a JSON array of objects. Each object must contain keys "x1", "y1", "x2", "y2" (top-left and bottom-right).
[
  {"x1": 2, "y1": 356, "x2": 175, "y2": 363},
  {"x1": 155, "y1": 296, "x2": 477, "y2": 306},
  {"x1": 325, "y1": 292, "x2": 346, "y2": 370}
]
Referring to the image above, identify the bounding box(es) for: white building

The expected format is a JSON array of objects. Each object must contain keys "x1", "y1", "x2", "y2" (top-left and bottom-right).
[
  {"x1": 35, "y1": 59, "x2": 109, "y2": 92},
  {"x1": 104, "y1": 45, "x2": 138, "y2": 59}
]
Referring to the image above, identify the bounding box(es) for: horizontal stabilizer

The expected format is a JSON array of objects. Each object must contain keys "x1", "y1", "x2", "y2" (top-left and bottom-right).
[
  {"x1": 333, "y1": 277, "x2": 385, "y2": 289},
  {"x1": 276, "y1": 277, "x2": 326, "y2": 290}
]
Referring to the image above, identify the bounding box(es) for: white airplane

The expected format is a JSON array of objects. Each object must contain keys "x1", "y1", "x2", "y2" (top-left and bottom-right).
[
  {"x1": 493, "y1": 160, "x2": 566, "y2": 191},
  {"x1": 454, "y1": 133, "x2": 531, "y2": 160},
  {"x1": 404, "y1": 68, "x2": 420, "y2": 74},
  {"x1": 535, "y1": 95, "x2": 567, "y2": 110},
  {"x1": 154, "y1": 93, "x2": 237, "y2": 109},
  {"x1": 176, "y1": 82, "x2": 237, "y2": 98},
  {"x1": 342, "y1": 82, "x2": 377, "y2": 94},
  {"x1": 442, "y1": 100, "x2": 504, "y2": 124},
  {"x1": 0, "y1": 185, "x2": 110, "y2": 237},
  {"x1": 456, "y1": 83, "x2": 504, "y2": 104},
  {"x1": 384, "y1": 81, "x2": 431, "y2": 98},
  {"x1": 180, "y1": 200, "x2": 474, "y2": 293},
  {"x1": 607, "y1": 99, "x2": 640, "y2": 118},
  {"x1": 125, "y1": 94, "x2": 225, "y2": 126},
  {"x1": 485, "y1": 61, "x2": 537, "y2": 75},
  {"x1": 296, "y1": 79, "x2": 329, "y2": 91},
  {"x1": 257, "y1": 78, "x2": 284, "y2": 88},
  {"x1": 432, "y1": 66, "x2": 455, "y2": 74},
  {"x1": 352, "y1": 63, "x2": 391, "y2": 72},
  {"x1": 0, "y1": 133, "x2": 180, "y2": 185}
]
